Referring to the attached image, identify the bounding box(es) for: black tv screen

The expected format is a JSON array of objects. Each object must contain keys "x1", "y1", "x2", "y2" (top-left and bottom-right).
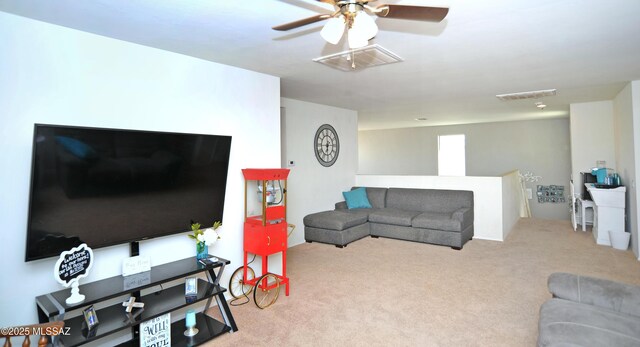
[{"x1": 25, "y1": 124, "x2": 232, "y2": 261}]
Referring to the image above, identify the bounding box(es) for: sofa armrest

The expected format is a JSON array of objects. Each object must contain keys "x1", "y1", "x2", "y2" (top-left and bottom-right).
[
  {"x1": 335, "y1": 201, "x2": 347, "y2": 210},
  {"x1": 548, "y1": 272, "x2": 640, "y2": 318},
  {"x1": 452, "y1": 207, "x2": 473, "y2": 229}
]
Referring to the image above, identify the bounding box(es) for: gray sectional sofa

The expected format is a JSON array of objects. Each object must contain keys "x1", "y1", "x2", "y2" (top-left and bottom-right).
[
  {"x1": 539, "y1": 273, "x2": 640, "y2": 346},
  {"x1": 304, "y1": 187, "x2": 474, "y2": 249}
]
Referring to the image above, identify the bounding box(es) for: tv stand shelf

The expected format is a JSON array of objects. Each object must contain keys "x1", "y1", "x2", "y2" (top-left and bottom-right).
[{"x1": 36, "y1": 256, "x2": 237, "y2": 346}]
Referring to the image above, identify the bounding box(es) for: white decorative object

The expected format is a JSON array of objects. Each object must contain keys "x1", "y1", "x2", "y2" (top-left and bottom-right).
[
  {"x1": 122, "y1": 297, "x2": 145, "y2": 313},
  {"x1": 520, "y1": 171, "x2": 542, "y2": 183},
  {"x1": 122, "y1": 255, "x2": 151, "y2": 277},
  {"x1": 518, "y1": 171, "x2": 543, "y2": 218},
  {"x1": 54, "y1": 243, "x2": 93, "y2": 305},
  {"x1": 140, "y1": 313, "x2": 171, "y2": 347}
]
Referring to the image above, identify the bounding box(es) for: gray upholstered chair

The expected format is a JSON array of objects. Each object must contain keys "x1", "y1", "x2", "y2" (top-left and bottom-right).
[{"x1": 538, "y1": 273, "x2": 640, "y2": 346}]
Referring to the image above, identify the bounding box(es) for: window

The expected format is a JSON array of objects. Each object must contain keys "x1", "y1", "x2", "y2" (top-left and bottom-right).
[{"x1": 438, "y1": 134, "x2": 465, "y2": 176}]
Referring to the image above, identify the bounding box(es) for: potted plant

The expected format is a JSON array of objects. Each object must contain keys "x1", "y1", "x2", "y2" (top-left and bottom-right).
[{"x1": 189, "y1": 221, "x2": 221, "y2": 259}]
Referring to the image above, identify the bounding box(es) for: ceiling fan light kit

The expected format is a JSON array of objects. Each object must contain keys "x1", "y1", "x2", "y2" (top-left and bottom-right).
[
  {"x1": 274, "y1": 1, "x2": 448, "y2": 50},
  {"x1": 320, "y1": 16, "x2": 345, "y2": 44},
  {"x1": 348, "y1": 11, "x2": 378, "y2": 48},
  {"x1": 347, "y1": 27, "x2": 368, "y2": 49},
  {"x1": 320, "y1": 4, "x2": 378, "y2": 49}
]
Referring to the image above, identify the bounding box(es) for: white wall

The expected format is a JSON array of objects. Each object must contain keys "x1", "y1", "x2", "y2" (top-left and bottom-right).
[
  {"x1": 359, "y1": 119, "x2": 572, "y2": 220},
  {"x1": 613, "y1": 81, "x2": 640, "y2": 259},
  {"x1": 355, "y1": 175, "x2": 505, "y2": 241},
  {"x1": 502, "y1": 170, "x2": 525, "y2": 240},
  {"x1": 570, "y1": 101, "x2": 617, "y2": 187},
  {"x1": 281, "y1": 98, "x2": 359, "y2": 247},
  {"x1": 634, "y1": 81, "x2": 640, "y2": 261},
  {"x1": 0, "y1": 12, "x2": 281, "y2": 327}
]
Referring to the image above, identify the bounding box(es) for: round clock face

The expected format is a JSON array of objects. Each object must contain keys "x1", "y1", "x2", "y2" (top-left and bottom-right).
[{"x1": 314, "y1": 124, "x2": 339, "y2": 167}]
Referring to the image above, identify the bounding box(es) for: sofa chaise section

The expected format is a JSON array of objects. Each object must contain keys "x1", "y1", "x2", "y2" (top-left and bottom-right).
[{"x1": 303, "y1": 210, "x2": 370, "y2": 248}]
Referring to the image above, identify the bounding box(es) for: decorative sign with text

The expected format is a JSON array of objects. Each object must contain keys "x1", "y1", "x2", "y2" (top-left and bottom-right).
[
  {"x1": 122, "y1": 255, "x2": 151, "y2": 277},
  {"x1": 54, "y1": 243, "x2": 93, "y2": 305},
  {"x1": 140, "y1": 313, "x2": 171, "y2": 347}
]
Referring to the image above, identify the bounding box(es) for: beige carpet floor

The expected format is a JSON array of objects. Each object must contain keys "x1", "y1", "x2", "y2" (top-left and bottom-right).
[{"x1": 205, "y1": 219, "x2": 640, "y2": 346}]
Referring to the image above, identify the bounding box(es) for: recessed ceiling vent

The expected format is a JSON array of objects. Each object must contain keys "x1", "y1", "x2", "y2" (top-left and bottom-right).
[
  {"x1": 496, "y1": 89, "x2": 557, "y2": 101},
  {"x1": 313, "y1": 44, "x2": 403, "y2": 72}
]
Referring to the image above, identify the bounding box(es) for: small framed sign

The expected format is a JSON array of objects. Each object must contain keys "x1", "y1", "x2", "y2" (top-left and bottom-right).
[
  {"x1": 83, "y1": 305, "x2": 99, "y2": 330},
  {"x1": 54, "y1": 243, "x2": 94, "y2": 305},
  {"x1": 140, "y1": 313, "x2": 171, "y2": 347},
  {"x1": 185, "y1": 277, "x2": 198, "y2": 296},
  {"x1": 122, "y1": 255, "x2": 151, "y2": 277}
]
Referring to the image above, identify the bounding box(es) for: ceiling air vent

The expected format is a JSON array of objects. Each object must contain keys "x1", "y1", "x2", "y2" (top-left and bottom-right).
[
  {"x1": 313, "y1": 44, "x2": 403, "y2": 72},
  {"x1": 496, "y1": 89, "x2": 557, "y2": 101}
]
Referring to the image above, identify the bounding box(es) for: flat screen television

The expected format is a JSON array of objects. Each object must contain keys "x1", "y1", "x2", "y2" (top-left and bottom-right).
[{"x1": 25, "y1": 124, "x2": 232, "y2": 261}]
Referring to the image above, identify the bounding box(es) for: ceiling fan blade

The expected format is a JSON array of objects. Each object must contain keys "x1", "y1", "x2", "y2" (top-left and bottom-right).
[
  {"x1": 375, "y1": 5, "x2": 449, "y2": 22},
  {"x1": 272, "y1": 14, "x2": 332, "y2": 31},
  {"x1": 315, "y1": 0, "x2": 336, "y2": 4}
]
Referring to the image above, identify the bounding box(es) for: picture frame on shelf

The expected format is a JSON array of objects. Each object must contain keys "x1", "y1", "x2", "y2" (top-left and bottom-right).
[
  {"x1": 83, "y1": 305, "x2": 99, "y2": 330},
  {"x1": 185, "y1": 277, "x2": 198, "y2": 296}
]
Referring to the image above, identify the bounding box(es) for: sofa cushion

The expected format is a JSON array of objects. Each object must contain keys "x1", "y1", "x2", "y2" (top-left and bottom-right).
[
  {"x1": 344, "y1": 208, "x2": 379, "y2": 219},
  {"x1": 346, "y1": 187, "x2": 388, "y2": 209},
  {"x1": 362, "y1": 187, "x2": 388, "y2": 209},
  {"x1": 538, "y1": 298, "x2": 640, "y2": 347},
  {"x1": 386, "y1": 188, "x2": 473, "y2": 214},
  {"x1": 548, "y1": 272, "x2": 640, "y2": 319},
  {"x1": 412, "y1": 211, "x2": 462, "y2": 232},
  {"x1": 343, "y1": 187, "x2": 372, "y2": 209},
  {"x1": 369, "y1": 208, "x2": 421, "y2": 227},
  {"x1": 303, "y1": 210, "x2": 368, "y2": 231}
]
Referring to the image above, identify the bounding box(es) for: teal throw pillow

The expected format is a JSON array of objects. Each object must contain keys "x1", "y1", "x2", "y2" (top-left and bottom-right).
[{"x1": 343, "y1": 187, "x2": 372, "y2": 209}]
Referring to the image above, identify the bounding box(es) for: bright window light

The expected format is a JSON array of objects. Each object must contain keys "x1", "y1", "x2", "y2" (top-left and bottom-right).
[{"x1": 438, "y1": 134, "x2": 465, "y2": 176}]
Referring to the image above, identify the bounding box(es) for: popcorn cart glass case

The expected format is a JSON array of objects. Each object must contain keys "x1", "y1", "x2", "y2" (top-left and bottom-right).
[{"x1": 229, "y1": 168, "x2": 290, "y2": 309}]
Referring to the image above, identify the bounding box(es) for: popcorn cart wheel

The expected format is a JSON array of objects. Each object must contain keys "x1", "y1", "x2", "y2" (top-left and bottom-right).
[{"x1": 229, "y1": 267, "x2": 280, "y2": 309}]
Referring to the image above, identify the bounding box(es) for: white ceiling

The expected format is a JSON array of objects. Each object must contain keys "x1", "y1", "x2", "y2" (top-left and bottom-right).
[{"x1": 2, "y1": 0, "x2": 640, "y2": 130}]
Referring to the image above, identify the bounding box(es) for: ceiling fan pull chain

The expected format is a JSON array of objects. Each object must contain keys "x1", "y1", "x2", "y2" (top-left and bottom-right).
[{"x1": 351, "y1": 49, "x2": 356, "y2": 69}]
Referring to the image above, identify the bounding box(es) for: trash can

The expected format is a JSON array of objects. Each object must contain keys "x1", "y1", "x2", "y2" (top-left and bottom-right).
[{"x1": 609, "y1": 230, "x2": 631, "y2": 250}]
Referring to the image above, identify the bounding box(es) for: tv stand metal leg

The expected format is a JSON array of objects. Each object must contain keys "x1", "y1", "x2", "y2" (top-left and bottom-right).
[{"x1": 215, "y1": 294, "x2": 238, "y2": 332}]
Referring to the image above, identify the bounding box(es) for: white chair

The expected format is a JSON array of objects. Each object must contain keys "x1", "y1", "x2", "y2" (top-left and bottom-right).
[{"x1": 570, "y1": 180, "x2": 595, "y2": 232}]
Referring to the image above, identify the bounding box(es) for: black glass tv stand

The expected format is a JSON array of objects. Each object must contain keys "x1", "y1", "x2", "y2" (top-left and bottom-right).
[{"x1": 35, "y1": 255, "x2": 237, "y2": 346}]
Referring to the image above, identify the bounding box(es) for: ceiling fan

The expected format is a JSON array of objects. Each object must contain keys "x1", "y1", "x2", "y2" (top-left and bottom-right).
[{"x1": 273, "y1": 1, "x2": 449, "y2": 49}]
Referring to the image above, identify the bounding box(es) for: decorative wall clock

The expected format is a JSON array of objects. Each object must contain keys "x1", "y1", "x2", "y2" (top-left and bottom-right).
[{"x1": 314, "y1": 124, "x2": 339, "y2": 167}]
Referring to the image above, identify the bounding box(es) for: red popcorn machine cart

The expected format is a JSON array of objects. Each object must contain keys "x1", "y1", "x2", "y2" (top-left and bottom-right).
[{"x1": 229, "y1": 168, "x2": 291, "y2": 309}]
